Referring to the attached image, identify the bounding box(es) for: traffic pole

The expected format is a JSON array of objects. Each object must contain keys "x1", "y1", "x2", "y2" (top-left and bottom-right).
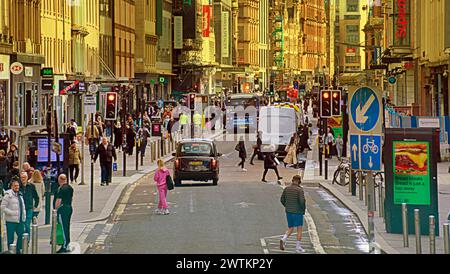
[
  {"x1": 402, "y1": 203, "x2": 409, "y2": 247},
  {"x1": 444, "y1": 223, "x2": 449, "y2": 254},
  {"x1": 414, "y1": 209, "x2": 422, "y2": 254},
  {"x1": 324, "y1": 158, "x2": 328, "y2": 180},
  {"x1": 367, "y1": 171, "x2": 376, "y2": 254},
  {"x1": 358, "y1": 171, "x2": 364, "y2": 201},
  {"x1": 51, "y1": 209, "x2": 57, "y2": 254},
  {"x1": 90, "y1": 113, "x2": 95, "y2": 213},
  {"x1": 429, "y1": 215, "x2": 436, "y2": 254}
]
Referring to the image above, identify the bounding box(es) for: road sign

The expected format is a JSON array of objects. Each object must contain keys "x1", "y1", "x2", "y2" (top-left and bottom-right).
[
  {"x1": 388, "y1": 77, "x2": 397, "y2": 84},
  {"x1": 350, "y1": 134, "x2": 360, "y2": 170},
  {"x1": 360, "y1": 135, "x2": 382, "y2": 171},
  {"x1": 349, "y1": 86, "x2": 382, "y2": 134},
  {"x1": 84, "y1": 94, "x2": 97, "y2": 114}
]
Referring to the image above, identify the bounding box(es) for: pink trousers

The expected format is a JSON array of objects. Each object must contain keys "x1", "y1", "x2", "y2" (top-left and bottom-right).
[{"x1": 157, "y1": 186, "x2": 168, "y2": 209}]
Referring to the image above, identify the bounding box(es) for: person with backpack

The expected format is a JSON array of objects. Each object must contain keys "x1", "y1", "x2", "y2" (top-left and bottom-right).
[{"x1": 154, "y1": 159, "x2": 171, "y2": 215}]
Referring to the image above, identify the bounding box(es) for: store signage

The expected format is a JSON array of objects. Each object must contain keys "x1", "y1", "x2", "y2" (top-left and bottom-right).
[
  {"x1": 202, "y1": 5, "x2": 211, "y2": 37},
  {"x1": 59, "y1": 80, "x2": 86, "y2": 95},
  {"x1": 0, "y1": 55, "x2": 9, "y2": 79},
  {"x1": 42, "y1": 79, "x2": 54, "y2": 90},
  {"x1": 221, "y1": 11, "x2": 229, "y2": 58},
  {"x1": 25, "y1": 67, "x2": 33, "y2": 77},
  {"x1": 10, "y1": 62, "x2": 24, "y2": 75},
  {"x1": 174, "y1": 16, "x2": 183, "y2": 49},
  {"x1": 41, "y1": 67, "x2": 54, "y2": 77},
  {"x1": 393, "y1": 0, "x2": 411, "y2": 47}
]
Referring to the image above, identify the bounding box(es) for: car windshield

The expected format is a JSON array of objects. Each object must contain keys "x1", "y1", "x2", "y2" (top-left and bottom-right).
[{"x1": 180, "y1": 143, "x2": 213, "y2": 156}]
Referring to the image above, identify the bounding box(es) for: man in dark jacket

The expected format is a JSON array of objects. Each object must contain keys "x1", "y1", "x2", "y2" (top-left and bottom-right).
[
  {"x1": 0, "y1": 150, "x2": 9, "y2": 190},
  {"x1": 280, "y1": 175, "x2": 306, "y2": 253},
  {"x1": 19, "y1": 171, "x2": 39, "y2": 236},
  {"x1": 262, "y1": 150, "x2": 282, "y2": 183},
  {"x1": 93, "y1": 137, "x2": 117, "y2": 186}
]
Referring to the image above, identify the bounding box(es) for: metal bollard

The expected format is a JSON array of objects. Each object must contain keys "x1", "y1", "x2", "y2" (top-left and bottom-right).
[
  {"x1": 324, "y1": 159, "x2": 328, "y2": 180},
  {"x1": 51, "y1": 209, "x2": 57, "y2": 254},
  {"x1": 346, "y1": 169, "x2": 351, "y2": 192},
  {"x1": 379, "y1": 184, "x2": 384, "y2": 217},
  {"x1": 32, "y1": 223, "x2": 38, "y2": 254},
  {"x1": 22, "y1": 233, "x2": 29, "y2": 254},
  {"x1": 402, "y1": 203, "x2": 409, "y2": 247},
  {"x1": 381, "y1": 184, "x2": 385, "y2": 220},
  {"x1": 429, "y1": 215, "x2": 436, "y2": 254},
  {"x1": 358, "y1": 172, "x2": 364, "y2": 201},
  {"x1": 414, "y1": 209, "x2": 421, "y2": 254},
  {"x1": 444, "y1": 223, "x2": 449, "y2": 254},
  {"x1": 157, "y1": 140, "x2": 160, "y2": 159},
  {"x1": 9, "y1": 243, "x2": 16, "y2": 254},
  {"x1": 365, "y1": 175, "x2": 368, "y2": 206}
]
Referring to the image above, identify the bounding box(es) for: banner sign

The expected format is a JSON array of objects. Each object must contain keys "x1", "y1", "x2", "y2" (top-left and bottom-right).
[
  {"x1": 393, "y1": 141, "x2": 431, "y2": 205},
  {"x1": 221, "y1": 11, "x2": 229, "y2": 58},
  {"x1": 202, "y1": 5, "x2": 211, "y2": 37},
  {"x1": 393, "y1": 0, "x2": 411, "y2": 47},
  {"x1": 174, "y1": 16, "x2": 183, "y2": 49}
]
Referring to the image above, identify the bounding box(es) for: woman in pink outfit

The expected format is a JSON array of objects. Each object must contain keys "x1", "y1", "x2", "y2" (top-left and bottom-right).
[{"x1": 154, "y1": 159, "x2": 171, "y2": 215}]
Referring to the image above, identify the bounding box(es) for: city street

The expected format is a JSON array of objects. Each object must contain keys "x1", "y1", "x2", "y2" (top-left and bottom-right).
[{"x1": 85, "y1": 134, "x2": 368, "y2": 254}]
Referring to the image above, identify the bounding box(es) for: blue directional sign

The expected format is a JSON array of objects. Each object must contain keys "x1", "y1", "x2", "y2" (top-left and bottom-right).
[
  {"x1": 360, "y1": 135, "x2": 382, "y2": 171},
  {"x1": 350, "y1": 87, "x2": 381, "y2": 132},
  {"x1": 350, "y1": 134, "x2": 360, "y2": 170}
]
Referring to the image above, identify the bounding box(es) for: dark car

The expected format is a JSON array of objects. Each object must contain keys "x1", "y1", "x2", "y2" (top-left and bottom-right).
[{"x1": 172, "y1": 139, "x2": 221, "y2": 186}]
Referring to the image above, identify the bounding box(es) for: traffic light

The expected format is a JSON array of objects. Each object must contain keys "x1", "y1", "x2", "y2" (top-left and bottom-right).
[
  {"x1": 331, "y1": 90, "x2": 341, "y2": 116},
  {"x1": 105, "y1": 92, "x2": 118, "y2": 120},
  {"x1": 269, "y1": 82, "x2": 274, "y2": 96},
  {"x1": 189, "y1": 93, "x2": 196, "y2": 110},
  {"x1": 320, "y1": 90, "x2": 331, "y2": 117}
]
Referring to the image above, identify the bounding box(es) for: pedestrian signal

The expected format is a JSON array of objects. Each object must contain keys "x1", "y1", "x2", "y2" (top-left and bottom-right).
[{"x1": 189, "y1": 93, "x2": 196, "y2": 110}]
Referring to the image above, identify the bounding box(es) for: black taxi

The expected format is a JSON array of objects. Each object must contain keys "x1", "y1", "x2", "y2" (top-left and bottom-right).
[{"x1": 172, "y1": 139, "x2": 221, "y2": 186}]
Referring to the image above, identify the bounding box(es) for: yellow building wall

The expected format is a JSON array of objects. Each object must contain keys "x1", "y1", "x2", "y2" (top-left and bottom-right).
[{"x1": 85, "y1": 0, "x2": 100, "y2": 78}]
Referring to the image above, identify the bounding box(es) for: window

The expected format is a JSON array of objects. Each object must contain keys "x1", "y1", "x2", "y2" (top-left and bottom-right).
[{"x1": 346, "y1": 0, "x2": 359, "y2": 12}]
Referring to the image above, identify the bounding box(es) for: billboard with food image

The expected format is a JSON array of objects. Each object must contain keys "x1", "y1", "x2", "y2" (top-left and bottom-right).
[{"x1": 393, "y1": 141, "x2": 430, "y2": 205}]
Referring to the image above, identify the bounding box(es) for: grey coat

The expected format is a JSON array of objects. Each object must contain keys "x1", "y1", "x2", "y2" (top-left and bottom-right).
[{"x1": 1, "y1": 189, "x2": 26, "y2": 223}]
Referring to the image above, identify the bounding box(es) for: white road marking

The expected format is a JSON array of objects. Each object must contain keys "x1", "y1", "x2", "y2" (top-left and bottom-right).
[
  {"x1": 304, "y1": 210, "x2": 326, "y2": 254},
  {"x1": 189, "y1": 191, "x2": 195, "y2": 213}
]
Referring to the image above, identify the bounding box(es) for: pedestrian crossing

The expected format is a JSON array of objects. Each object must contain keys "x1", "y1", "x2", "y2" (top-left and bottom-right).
[{"x1": 261, "y1": 232, "x2": 316, "y2": 254}]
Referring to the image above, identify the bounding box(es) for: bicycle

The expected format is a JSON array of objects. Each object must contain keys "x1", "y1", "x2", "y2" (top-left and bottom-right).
[
  {"x1": 356, "y1": 171, "x2": 384, "y2": 188},
  {"x1": 332, "y1": 158, "x2": 350, "y2": 186}
]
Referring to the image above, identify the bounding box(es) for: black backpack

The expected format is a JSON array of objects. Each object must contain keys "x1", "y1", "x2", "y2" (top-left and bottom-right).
[{"x1": 166, "y1": 174, "x2": 174, "y2": 190}]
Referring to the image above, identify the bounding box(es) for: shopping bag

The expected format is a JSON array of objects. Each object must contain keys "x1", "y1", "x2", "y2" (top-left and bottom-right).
[{"x1": 56, "y1": 223, "x2": 64, "y2": 245}]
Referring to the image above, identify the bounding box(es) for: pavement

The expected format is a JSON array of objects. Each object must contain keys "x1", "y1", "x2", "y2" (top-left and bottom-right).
[
  {"x1": 302, "y1": 109, "x2": 450, "y2": 254},
  {"x1": 24, "y1": 129, "x2": 225, "y2": 254}
]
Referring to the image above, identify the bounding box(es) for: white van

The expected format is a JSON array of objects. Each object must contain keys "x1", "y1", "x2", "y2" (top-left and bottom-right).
[{"x1": 258, "y1": 106, "x2": 299, "y2": 155}]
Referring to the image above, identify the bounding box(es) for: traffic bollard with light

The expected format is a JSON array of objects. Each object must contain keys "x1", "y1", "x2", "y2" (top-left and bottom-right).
[{"x1": 429, "y1": 215, "x2": 436, "y2": 254}]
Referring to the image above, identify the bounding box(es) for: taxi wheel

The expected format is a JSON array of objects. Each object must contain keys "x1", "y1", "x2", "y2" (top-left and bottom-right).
[{"x1": 212, "y1": 178, "x2": 218, "y2": 186}]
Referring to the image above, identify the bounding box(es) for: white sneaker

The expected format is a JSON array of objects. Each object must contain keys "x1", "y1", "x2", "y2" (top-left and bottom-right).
[
  {"x1": 155, "y1": 209, "x2": 163, "y2": 215},
  {"x1": 163, "y1": 209, "x2": 170, "y2": 215},
  {"x1": 296, "y1": 246, "x2": 305, "y2": 253},
  {"x1": 242, "y1": 168, "x2": 247, "y2": 172}
]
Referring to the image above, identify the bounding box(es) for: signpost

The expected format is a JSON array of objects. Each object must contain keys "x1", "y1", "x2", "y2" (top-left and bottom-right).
[{"x1": 348, "y1": 86, "x2": 383, "y2": 254}]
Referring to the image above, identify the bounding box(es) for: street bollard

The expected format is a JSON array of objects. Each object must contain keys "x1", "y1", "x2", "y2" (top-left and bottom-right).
[
  {"x1": 365, "y1": 175, "x2": 368, "y2": 206},
  {"x1": 351, "y1": 170, "x2": 357, "y2": 196},
  {"x1": 319, "y1": 144, "x2": 323, "y2": 176},
  {"x1": 32, "y1": 223, "x2": 38, "y2": 254},
  {"x1": 429, "y1": 215, "x2": 436, "y2": 254},
  {"x1": 0, "y1": 208, "x2": 5, "y2": 252},
  {"x1": 51, "y1": 209, "x2": 57, "y2": 254},
  {"x1": 444, "y1": 223, "x2": 449, "y2": 254},
  {"x1": 414, "y1": 209, "x2": 421, "y2": 254},
  {"x1": 378, "y1": 184, "x2": 384, "y2": 217},
  {"x1": 9, "y1": 243, "x2": 16, "y2": 254},
  {"x1": 22, "y1": 233, "x2": 29, "y2": 254},
  {"x1": 345, "y1": 169, "x2": 350, "y2": 192},
  {"x1": 157, "y1": 139, "x2": 161, "y2": 159},
  {"x1": 402, "y1": 203, "x2": 409, "y2": 247},
  {"x1": 152, "y1": 142, "x2": 156, "y2": 162},
  {"x1": 324, "y1": 159, "x2": 328, "y2": 180},
  {"x1": 381, "y1": 184, "x2": 385, "y2": 220},
  {"x1": 358, "y1": 171, "x2": 364, "y2": 201}
]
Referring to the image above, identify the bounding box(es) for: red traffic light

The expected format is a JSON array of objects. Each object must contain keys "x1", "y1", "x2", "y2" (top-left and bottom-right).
[
  {"x1": 323, "y1": 92, "x2": 330, "y2": 99},
  {"x1": 333, "y1": 92, "x2": 339, "y2": 99},
  {"x1": 108, "y1": 94, "x2": 116, "y2": 101}
]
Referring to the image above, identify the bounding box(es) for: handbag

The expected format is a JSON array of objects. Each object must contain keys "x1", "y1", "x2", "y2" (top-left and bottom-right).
[
  {"x1": 166, "y1": 174, "x2": 174, "y2": 190},
  {"x1": 56, "y1": 223, "x2": 65, "y2": 245},
  {"x1": 235, "y1": 144, "x2": 240, "y2": 151}
]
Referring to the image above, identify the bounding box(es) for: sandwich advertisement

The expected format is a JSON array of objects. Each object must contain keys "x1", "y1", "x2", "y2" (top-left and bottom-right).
[{"x1": 392, "y1": 141, "x2": 431, "y2": 205}]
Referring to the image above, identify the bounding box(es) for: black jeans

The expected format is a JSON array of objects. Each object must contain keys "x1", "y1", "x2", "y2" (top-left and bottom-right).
[
  {"x1": 262, "y1": 167, "x2": 281, "y2": 180},
  {"x1": 57, "y1": 205, "x2": 73, "y2": 249},
  {"x1": 100, "y1": 163, "x2": 112, "y2": 184},
  {"x1": 250, "y1": 149, "x2": 260, "y2": 163},
  {"x1": 238, "y1": 157, "x2": 245, "y2": 169},
  {"x1": 68, "y1": 164, "x2": 80, "y2": 183}
]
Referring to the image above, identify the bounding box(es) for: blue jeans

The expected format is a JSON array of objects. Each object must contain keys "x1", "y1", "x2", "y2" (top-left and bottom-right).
[
  {"x1": 6, "y1": 222, "x2": 24, "y2": 253},
  {"x1": 24, "y1": 209, "x2": 34, "y2": 235}
]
